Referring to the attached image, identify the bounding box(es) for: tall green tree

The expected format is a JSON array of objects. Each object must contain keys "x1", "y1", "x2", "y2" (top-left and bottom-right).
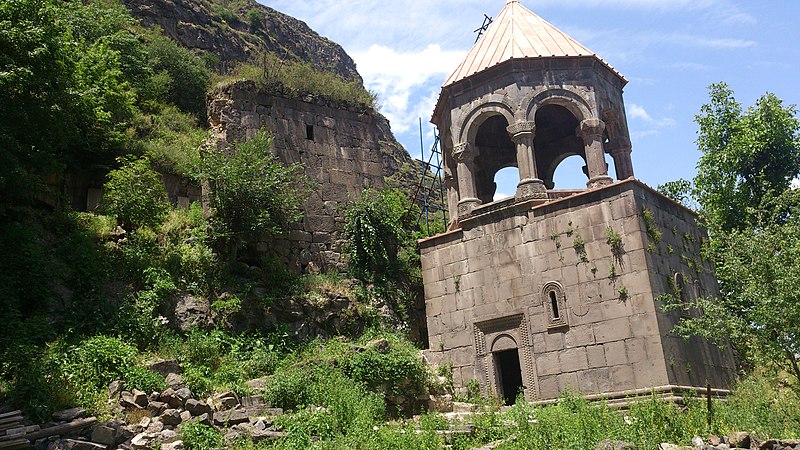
[{"x1": 661, "y1": 83, "x2": 800, "y2": 381}]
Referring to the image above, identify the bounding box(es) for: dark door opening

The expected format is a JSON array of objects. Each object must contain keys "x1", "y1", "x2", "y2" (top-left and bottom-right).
[{"x1": 495, "y1": 349, "x2": 523, "y2": 405}]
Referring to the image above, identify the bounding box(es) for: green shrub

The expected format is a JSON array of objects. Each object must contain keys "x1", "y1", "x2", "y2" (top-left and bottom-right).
[
  {"x1": 717, "y1": 370, "x2": 800, "y2": 438},
  {"x1": 200, "y1": 130, "x2": 311, "y2": 262},
  {"x1": 124, "y1": 365, "x2": 167, "y2": 393},
  {"x1": 102, "y1": 156, "x2": 170, "y2": 230},
  {"x1": 182, "y1": 365, "x2": 214, "y2": 399},
  {"x1": 344, "y1": 189, "x2": 412, "y2": 282},
  {"x1": 273, "y1": 368, "x2": 385, "y2": 445},
  {"x1": 136, "y1": 103, "x2": 207, "y2": 176},
  {"x1": 11, "y1": 336, "x2": 138, "y2": 419},
  {"x1": 142, "y1": 31, "x2": 211, "y2": 119},
  {"x1": 264, "y1": 368, "x2": 309, "y2": 410},
  {"x1": 181, "y1": 421, "x2": 223, "y2": 450}
]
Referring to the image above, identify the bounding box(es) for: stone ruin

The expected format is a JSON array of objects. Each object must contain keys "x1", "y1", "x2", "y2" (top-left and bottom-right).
[
  {"x1": 207, "y1": 80, "x2": 415, "y2": 273},
  {"x1": 421, "y1": 0, "x2": 736, "y2": 405}
]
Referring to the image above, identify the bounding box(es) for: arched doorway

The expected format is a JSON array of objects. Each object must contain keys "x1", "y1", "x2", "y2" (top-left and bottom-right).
[{"x1": 492, "y1": 334, "x2": 523, "y2": 405}]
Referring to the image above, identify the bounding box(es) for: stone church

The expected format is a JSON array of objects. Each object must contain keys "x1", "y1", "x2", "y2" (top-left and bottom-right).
[{"x1": 420, "y1": 0, "x2": 736, "y2": 405}]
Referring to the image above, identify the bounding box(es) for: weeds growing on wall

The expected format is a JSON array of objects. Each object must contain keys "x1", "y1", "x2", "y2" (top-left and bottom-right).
[{"x1": 213, "y1": 53, "x2": 378, "y2": 109}]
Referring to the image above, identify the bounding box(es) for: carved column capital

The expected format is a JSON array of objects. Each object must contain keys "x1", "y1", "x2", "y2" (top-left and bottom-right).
[
  {"x1": 506, "y1": 121, "x2": 536, "y2": 140},
  {"x1": 453, "y1": 142, "x2": 479, "y2": 163},
  {"x1": 576, "y1": 118, "x2": 606, "y2": 140},
  {"x1": 608, "y1": 137, "x2": 632, "y2": 155}
]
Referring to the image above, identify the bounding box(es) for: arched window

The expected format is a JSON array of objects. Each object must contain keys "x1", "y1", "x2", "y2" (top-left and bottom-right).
[
  {"x1": 674, "y1": 272, "x2": 691, "y2": 317},
  {"x1": 542, "y1": 281, "x2": 568, "y2": 329}
]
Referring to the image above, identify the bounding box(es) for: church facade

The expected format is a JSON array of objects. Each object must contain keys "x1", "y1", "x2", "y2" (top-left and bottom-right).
[{"x1": 421, "y1": 0, "x2": 735, "y2": 404}]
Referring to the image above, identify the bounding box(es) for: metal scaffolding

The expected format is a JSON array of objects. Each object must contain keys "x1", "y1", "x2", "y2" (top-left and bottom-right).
[{"x1": 411, "y1": 120, "x2": 447, "y2": 236}]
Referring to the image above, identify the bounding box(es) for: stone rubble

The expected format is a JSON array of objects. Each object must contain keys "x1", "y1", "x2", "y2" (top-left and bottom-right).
[{"x1": 1, "y1": 367, "x2": 286, "y2": 450}]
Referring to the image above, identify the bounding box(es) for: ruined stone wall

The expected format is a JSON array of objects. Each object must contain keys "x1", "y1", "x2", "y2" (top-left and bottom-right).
[
  {"x1": 207, "y1": 80, "x2": 412, "y2": 272},
  {"x1": 420, "y1": 181, "x2": 735, "y2": 401}
]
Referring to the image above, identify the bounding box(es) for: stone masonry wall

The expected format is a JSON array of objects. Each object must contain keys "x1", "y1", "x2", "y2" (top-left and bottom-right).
[
  {"x1": 207, "y1": 80, "x2": 411, "y2": 272},
  {"x1": 636, "y1": 187, "x2": 736, "y2": 388},
  {"x1": 420, "y1": 181, "x2": 735, "y2": 401}
]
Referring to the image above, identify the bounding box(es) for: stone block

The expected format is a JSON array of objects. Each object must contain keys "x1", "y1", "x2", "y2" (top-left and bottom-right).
[
  {"x1": 600, "y1": 299, "x2": 633, "y2": 321},
  {"x1": 536, "y1": 375, "x2": 559, "y2": 399},
  {"x1": 536, "y1": 351, "x2": 560, "y2": 376},
  {"x1": 456, "y1": 289, "x2": 476, "y2": 311},
  {"x1": 580, "y1": 367, "x2": 613, "y2": 394},
  {"x1": 587, "y1": 344, "x2": 606, "y2": 368},
  {"x1": 565, "y1": 325, "x2": 595, "y2": 348},
  {"x1": 450, "y1": 310, "x2": 468, "y2": 331},
  {"x1": 559, "y1": 347, "x2": 588, "y2": 373},
  {"x1": 609, "y1": 365, "x2": 635, "y2": 391},
  {"x1": 624, "y1": 338, "x2": 649, "y2": 365},
  {"x1": 544, "y1": 331, "x2": 565, "y2": 352},
  {"x1": 603, "y1": 340, "x2": 628, "y2": 366},
  {"x1": 594, "y1": 317, "x2": 631, "y2": 343},
  {"x1": 557, "y1": 371, "x2": 579, "y2": 392}
]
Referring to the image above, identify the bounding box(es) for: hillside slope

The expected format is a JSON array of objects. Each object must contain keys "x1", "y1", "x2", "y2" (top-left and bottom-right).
[{"x1": 122, "y1": 0, "x2": 362, "y2": 83}]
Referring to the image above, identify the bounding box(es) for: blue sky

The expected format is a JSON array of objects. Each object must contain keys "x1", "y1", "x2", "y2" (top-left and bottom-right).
[{"x1": 261, "y1": 0, "x2": 800, "y2": 198}]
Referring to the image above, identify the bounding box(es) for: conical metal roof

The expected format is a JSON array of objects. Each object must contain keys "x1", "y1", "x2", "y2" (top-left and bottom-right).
[{"x1": 443, "y1": 0, "x2": 623, "y2": 87}]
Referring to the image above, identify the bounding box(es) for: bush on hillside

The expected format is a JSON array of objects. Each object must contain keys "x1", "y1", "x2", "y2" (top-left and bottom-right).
[{"x1": 102, "y1": 156, "x2": 170, "y2": 230}]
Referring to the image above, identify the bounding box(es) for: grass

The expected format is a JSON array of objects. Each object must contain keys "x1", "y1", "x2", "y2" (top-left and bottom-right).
[{"x1": 213, "y1": 53, "x2": 378, "y2": 109}]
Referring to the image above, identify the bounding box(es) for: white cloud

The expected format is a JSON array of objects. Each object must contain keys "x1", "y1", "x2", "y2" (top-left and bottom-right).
[
  {"x1": 627, "y1": 103, "x2": 676, "y2": 139},
  {"x1": 352, "y1": 44, "x2": 465, "y2": 137},
  {"x1": 628, "y1": 104, "x2": 652, "y2": 122}
]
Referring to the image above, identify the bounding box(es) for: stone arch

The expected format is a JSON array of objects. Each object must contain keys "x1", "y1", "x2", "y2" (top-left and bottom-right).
[
  {"x1": 530, "y1": 101, "x2": 587, "y2": 189},
  {"x1": 471, "y1": 114, "x2": 516, "y2": 203},
  {"x1": 457, "y1": 101, "x2": 516, "y2": 145},
  {"x1": 524, "y1": 88, "x2": 594, "y2": 124},
  {"x1": 542, "y1": 281, "x2": 568, "y2": 329},
  {"x1": 491, "y1": 333, "x2": 518, "y2": 352}
]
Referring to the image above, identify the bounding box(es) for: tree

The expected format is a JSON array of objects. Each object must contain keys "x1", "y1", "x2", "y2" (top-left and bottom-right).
[
  {"x1": 201, "y1": 131, "x2": 310, "y2": 261},
  {"x1": 695, "y1": 83, "x2": 800, "y2": 232},
  {"x1": 662, "y1": 83, "x2": 800, "y2": 381},
  {"x1": 344, "y1": 188, "x2": 412, "y2": 282},
  {"x1": 102, "y1": 156, "x2": 170, "y2": 230}
]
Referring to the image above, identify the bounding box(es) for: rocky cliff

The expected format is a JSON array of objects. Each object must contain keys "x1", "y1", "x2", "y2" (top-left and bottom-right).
[{"x1": 122, "y1": 0, "x2": 362, "y2": 83}]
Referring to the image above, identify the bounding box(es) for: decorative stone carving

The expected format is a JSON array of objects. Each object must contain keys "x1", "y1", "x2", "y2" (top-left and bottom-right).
[
  {"x1": 473, "y1": 314, "x2": 536, "y2": 401},
  {"x1": 452, "y1": 142, "x2": 479, "y2": 162},
  {"x1": 515, "y1": 180, "x2": 548, "y2": 201},
  {"x1": 542, "y1": 281, "x2": 568, "y2": 329},
  {"x1": 506, "y1": 121, "x2": 536, "y2": 138}
]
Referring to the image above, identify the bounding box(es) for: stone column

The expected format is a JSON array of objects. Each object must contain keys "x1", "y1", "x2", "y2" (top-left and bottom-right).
[
  {"x1": 453, "y1": 142, "x2": 481, "y2": 217},
  {"x1": 609, "y1": 137, "x2": 634, "y2": 180},
  {"x1": 577, "y1": 118, "x2": 612, "y2": 188},
  {"x1": 507, "y1": 121, "x2": 547, "y2": 201},
  {"x1": 444, "y1": 172, "x2": 459, "y2": 227}
]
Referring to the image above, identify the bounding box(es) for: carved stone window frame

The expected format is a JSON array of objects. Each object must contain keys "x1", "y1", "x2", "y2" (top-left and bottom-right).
[{"x1": 542, "y1": 281, "x2": 568, "y2": 330}]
